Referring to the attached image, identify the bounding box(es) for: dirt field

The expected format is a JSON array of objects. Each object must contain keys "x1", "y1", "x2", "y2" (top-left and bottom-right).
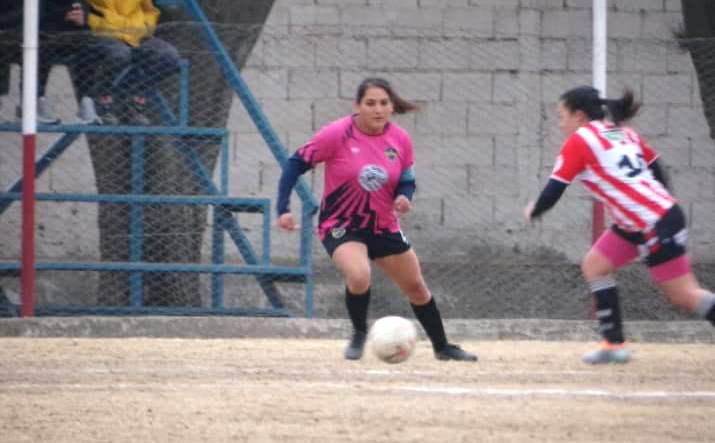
[{"x1": 1, "y1": 338, "x2": 714, "y2": 442}]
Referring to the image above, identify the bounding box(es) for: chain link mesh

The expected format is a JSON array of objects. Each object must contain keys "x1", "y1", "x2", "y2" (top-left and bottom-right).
[{"x1": 1, "y1": 5, "x2": 714, "y2": 318}]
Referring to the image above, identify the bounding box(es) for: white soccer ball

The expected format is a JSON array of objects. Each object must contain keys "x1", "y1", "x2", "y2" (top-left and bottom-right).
[{"x1": 368, "y1": 316, "x2": 418, "y2": 364}]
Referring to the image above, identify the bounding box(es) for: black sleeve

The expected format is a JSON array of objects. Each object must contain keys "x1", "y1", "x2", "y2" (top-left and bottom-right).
[
  {"x1": 276, "y1": 152, "x2": 312, "y2": 216},
  {"x1": 41, "y1": 1, "x2": 91, "y2": 32},
  {"x1": 0, "y1": 1, "x2": 23, "y2": 30},
  {"x1": 530, "y1": 179, "x2": 568, "y2": 219},
  {"x1": 393, "y1": 180, "x2": 416, "y2": 200},
  {"x1": 648, "y1": 158, "x2": 670, "y2": 191}
]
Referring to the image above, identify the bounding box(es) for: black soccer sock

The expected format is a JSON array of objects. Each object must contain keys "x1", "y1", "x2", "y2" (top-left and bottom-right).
[
  {"x1": 694, "y1": 291, "x2": 715, "y2": 327},
  {"x1": 345, "y1": 287, "x2": 370, "y2": 334},
  {"x1": 589, "y1": 277, "x2": 625, "y2": 344},
  {"x1": 411, "y1": 297, "x2": 448, "y2": 352}
]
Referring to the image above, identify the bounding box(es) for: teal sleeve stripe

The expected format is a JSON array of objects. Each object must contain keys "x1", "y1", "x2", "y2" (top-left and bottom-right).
[{"x1": 399, "y1": 166, "x2": 415, "y2": 182}]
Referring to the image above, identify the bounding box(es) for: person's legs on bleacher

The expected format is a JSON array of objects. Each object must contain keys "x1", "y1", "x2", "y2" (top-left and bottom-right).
[
  {"x1": 80, "y1": 36, "x2": 131, "y2": 125},
  {"x1": 123, "y1": 37, "x2": 181, "y2": 125}
]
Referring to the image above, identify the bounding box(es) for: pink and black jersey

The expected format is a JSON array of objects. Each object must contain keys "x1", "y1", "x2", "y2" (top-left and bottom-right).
[
  {"x1": 551, "y1": 120, "x2": 675, "y2": 232},
  {"x1": 296, "y1": 115, "x2": 414, "y2": 240}
]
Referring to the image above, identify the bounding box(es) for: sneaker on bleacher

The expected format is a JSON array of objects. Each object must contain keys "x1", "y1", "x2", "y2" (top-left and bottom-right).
[
  {"x1": 77, "y1": 96, "x2": 101, "y2": 125},
  {"x1": 16, "y1": 96, "x2": 61, "y2": 124},
  {"x1": 125, "y1": 95, "x2": 151, "y2": 126}
]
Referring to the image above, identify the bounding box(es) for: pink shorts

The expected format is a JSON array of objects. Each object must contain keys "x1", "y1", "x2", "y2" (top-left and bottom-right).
[{"x1": 592, "y1": 229, "x2": 692, "y2": 283}]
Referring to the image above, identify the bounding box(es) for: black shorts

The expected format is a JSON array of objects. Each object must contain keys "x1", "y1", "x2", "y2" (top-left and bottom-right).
[
  {"x1": 321, "y1": 227, "x2": 411, "y2": 260},
  {"x1": 612, "y1": 204, "x2": 688, "y2": 267}
]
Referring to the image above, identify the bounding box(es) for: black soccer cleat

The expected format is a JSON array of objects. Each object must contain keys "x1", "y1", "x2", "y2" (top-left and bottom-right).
[
  {"x1": 344, "y1": 330, "x2": 367, "y2": 360},
  {"x1": 435, "y1": 343, "x2": 478, "y2": 362}
]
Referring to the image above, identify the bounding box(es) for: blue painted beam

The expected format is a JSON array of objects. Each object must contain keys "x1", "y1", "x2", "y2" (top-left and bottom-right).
[
  {"x1": 129, "y1": 136, "x2": 146, "y2": 307},
  {"x1": 0, "y1": 123, "x2": 226, "y2": 136},
  {"x1": 179, "y1": 59, "x2": 190, "y2": 126},
  {"x1": 0, "y1": 132, "x2": 80, "y2": 215},
  {"x1": 170, "y1": 140, "x2": 285, "y2": 309},
  {"x1": 34, "y1": 305, "x2": 290, "y2": 317},
  {"x1": 0, "y1": 261, "x2": 310, "y2": 276},
  {"x1": 210, "y1": 209, "x2": 225, "y2": 308},
  {"x1": 181, "y1": 0, "x2": 318, "y2": 215},
  {"x1": 0, "y1": 193, "x2": 270, "y2": 209},
  {"x1": 147, "y1": 90, "x2": 179, "y2": 126}
]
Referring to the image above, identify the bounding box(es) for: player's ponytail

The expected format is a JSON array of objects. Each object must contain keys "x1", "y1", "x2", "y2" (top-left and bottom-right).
[
  {"x1": 560, "y1": 86, "x2": 640, "y2": 125},
  {"x1": 356, "y1": 77, "x2": 419, "y2": 114},
  {"x1": 602, "y1": 89, "x2": 641, "y2": 125}
]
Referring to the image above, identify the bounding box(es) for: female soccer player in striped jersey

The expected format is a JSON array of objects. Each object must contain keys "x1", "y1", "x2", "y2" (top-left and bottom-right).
[
  {"x1": 524, "y1": 85, "x2": 715, "y2": 364},
  {"x1": 276, "y1": 77, "x2": 476, "y2": 362}
]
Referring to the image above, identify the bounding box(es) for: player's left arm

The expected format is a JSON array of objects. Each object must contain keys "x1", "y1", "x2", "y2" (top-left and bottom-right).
[
  {"x1": 393, "y1": 136, "x2": 416, "y2": 214},
  {"x1": 394, "y1": 166, "x2": 416, "y2": 201},
  {"x1": 639, "y1": 137, "x2": 671, "y2": 191}
]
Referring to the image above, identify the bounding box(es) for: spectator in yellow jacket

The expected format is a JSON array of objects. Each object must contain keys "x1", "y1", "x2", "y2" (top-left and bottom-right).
[
  {"x1": 82, "y1": 0, "x2": 180, "y2": 125},
  {"x1": 87, "y1": 0, "x2": 159, "y2": 47}
]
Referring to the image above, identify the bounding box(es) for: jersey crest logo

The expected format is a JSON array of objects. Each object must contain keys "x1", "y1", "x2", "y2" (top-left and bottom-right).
[
  {"x1": 350, "y1": 146, "x2": 361, "y2": 155},
  {"x1": 358, "y1": 164, "x2": 388, "y2": 192},
  {"x1": 602, "y1": 129, "x2": 625, "y2": 143},
  {"x1": 384, "y1": 146, "x2": 398, "y2": 160},
  {"x1": 331, "y1": 227, "x2": 346, "y2": 239}
]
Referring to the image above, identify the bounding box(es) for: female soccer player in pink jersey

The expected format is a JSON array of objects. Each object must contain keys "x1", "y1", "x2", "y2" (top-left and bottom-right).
[
  {"x1": 277, "y1": 77, "x2": 476, "y2": 362},
  {"x1": 524, "y1": 85, "x2": 715, "y2": 364}
]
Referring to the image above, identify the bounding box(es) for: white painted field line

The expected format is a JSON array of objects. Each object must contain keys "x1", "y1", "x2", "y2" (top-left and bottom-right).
[
  {"x1": 363, "y1": 369, "x2": 601, "y2": 376},
  {"x1": 3, "y1": 381, "x2": 715, "y2": 401},
  {"x1": 0, "y1": 366, "x2": 602, "y2": 377},
  {"x1": 0, "y1": 365, "x2": 605, "y2": 378},
  {"x1": 398, "y1": 386, "x2": 715, "y2": 400}
]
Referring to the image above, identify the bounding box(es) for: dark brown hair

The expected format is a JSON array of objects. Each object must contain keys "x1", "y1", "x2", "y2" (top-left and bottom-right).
[
  {"x1": 560, "y1": 85, "x2": 641, "y2": 125},
  {"x1": 355, "y1": 77, "x2": 419, "y2": 114}
]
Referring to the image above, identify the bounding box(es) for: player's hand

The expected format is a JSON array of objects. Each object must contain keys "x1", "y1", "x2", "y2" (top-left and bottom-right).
[
  {"x1": 277, "y1": 212, "x2": 298, "y2": 231},
  {"x1": 393, "y1": 195, "x2": 411, "y2": 215},
  {"x1": 523, "y1": 201, "x2": 535, "y2": 224},
  {"x1": 65, "y1": 3, "x2": 85, "y2": 26}
]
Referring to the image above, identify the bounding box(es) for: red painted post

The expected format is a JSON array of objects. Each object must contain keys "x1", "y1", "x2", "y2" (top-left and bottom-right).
[
  {"x1": 592, "y1": 201, "x2": 605, "y2": 244},
  {"x1": 21, "y1": 134, "x2": 36, "y2": 317},
  {"x1": 21, "y1": 0, "x2": 39, "y2": 317}
]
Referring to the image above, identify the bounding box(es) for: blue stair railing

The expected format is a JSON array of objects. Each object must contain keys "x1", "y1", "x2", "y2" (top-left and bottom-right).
[{"x1": 0, "y1": 0, "x2": 320, "y2": 317}]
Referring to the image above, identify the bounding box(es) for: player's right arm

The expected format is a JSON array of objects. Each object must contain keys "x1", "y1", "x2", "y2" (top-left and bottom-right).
[
  {"x1": 525, "y1": 135, "x2": 588, "y2": 222},
  {"x1": 276, "y1": 154, "x2": 312, "y2": 230},
  {"x1": 527, "y1": 179, "x2": 568, "y2": 220},
  {"x1": 276, "y1": 122, "x2": 341, "y2": 230}
]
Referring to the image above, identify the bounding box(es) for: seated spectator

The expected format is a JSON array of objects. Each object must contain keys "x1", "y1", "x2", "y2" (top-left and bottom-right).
[
  {"x1": 1, "y1": 0, "x2": 100, "y2": 124},
  {"x1": 38, "y1": 1, "x2": 102, "y2": 124},
  {"x1": 83, "y1": 0, "x2": 181, "y2": 125},
  {"x1": 0, "y1": 16, "x2": 21, "y2": 121}
]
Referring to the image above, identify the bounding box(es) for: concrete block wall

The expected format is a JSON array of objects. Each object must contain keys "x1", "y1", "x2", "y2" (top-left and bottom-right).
[
  {"x1": 229, "y1": 0, "x2": 715, "y2": 264},
  {"x1": 1, "y1": 0, "x2": 713, "y2": 269}
]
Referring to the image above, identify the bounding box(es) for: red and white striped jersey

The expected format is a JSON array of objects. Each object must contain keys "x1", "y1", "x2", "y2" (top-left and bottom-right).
[{"x1": 551, "y1": 120, "x2": 675, "y2": 232}]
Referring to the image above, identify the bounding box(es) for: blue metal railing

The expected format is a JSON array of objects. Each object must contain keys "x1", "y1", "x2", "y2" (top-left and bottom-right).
[
  {"x1": 0, "y1": 1, "x2": 320, "y2": 316},
  {"x1": 0, "y1": 127, "x2": 309, "y2": 316}
]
